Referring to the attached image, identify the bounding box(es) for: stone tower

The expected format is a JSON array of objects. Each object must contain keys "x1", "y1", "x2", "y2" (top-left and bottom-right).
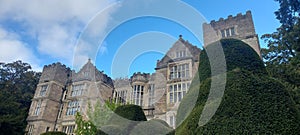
[
  {"x1": 203, "y1": 10, "x2": 262, "y2": 57},
  {"x1": 54, "y1": 59, "x2": 114, "y2": 134},
  {"x1": 129, "y1": 72, "x2": 150, "y2": 107},
  {"x1": 26, "y1": 60, "x2": 114, "y2": 135},
  {"x1": 26, "y1": 63, "x2": 70, "y2": 135}
]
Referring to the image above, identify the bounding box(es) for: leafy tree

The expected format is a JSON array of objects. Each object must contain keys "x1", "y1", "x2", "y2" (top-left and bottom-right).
[
  {"x1": 105, "y1": 100, "x2": 121, "y2": 111},
  {"x1": 261, "y1": 0, "x2": 299, "y2": 64},
  {"x1": 261, "y1": 0, "x2": 300, "y2": 111},
  {"x1": 75, "y1": 112, "x2": 97, "y2": 135},
  {"x1": 0, "y1": 61, "x2": 40, "y2": 135}
]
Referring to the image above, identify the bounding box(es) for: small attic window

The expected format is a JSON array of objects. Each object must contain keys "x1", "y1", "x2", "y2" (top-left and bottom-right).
[
  {"x1": 176, "y1": 50, "x2": 186, "y2": 58},
  {"x1": 221, "y1": 27, "x2": 236, "y2": 38},
  {"x1": 84, "y1": 71, "x2": 89, "y2": 77}
]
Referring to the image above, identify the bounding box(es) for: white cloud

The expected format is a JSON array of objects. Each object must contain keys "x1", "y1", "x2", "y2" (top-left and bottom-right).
[
  {"x1": 37, "y1": 24, "x2": 75, "y2": 59},
  {"x1": 99, "y1": 42, "x2": 108, "y2": 55},
  {"x1": 0, "y1": 0, "x2": 117, "y2": 68},
  {"x1": 0, "y1": 27, "x2": 42, "y2": 71}
]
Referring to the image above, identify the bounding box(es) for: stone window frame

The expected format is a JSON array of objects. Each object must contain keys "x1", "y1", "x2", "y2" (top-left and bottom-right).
[
  {"x1": 66, "y1": 100, "x2": 80, "y2": 116},
  {"x1": 27, "y1": 124, "x2": 34, "y2": 135},
  {"x1": 170, "y1": 116, "x2": 174, "y2": 127},
  {"x1": 39, "y1": 85, "x2": 48, "y2": 97},
  {"x1": 132, "y1": 84, "x2": 144, "y2": 106},
  {"x1": 114, "y1": 90, "x2": 127, "y2": 104},
  {"x1": 70, "y1": 83, "x2": 85, "y2": 97},
  {"x1": 168, "y1": 81, "x2": 191, "y2": 103},
  {"x1": 176, "y1": 50, "x2": 187, "y2": 58},
  {"x1": 148, "y1": 84, "x2": 155, "y2": 107},
  {"x1": 169, "y1": 63, "x2": 190, "y2": 80},
  {"x1": 220, "y1": 27, "x2": 236, "y2": 38},
  {"x1": 62, "y1": 125, "x2": 76, "y2": 135},
  {"x1": 34, "y1": 100, "x2": 42, "y2": 116}
]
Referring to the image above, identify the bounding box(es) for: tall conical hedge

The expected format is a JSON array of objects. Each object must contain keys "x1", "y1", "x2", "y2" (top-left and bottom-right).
[
  {"x1": 176, "y1": 39, "x2": 300, "y2": 134},
  {"x1": 198, "y1": 39, "x2": 267, "y2": 81}
]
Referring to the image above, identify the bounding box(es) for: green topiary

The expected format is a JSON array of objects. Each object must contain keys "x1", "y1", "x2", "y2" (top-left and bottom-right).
[
  {"x1": 176, "y1": 39, "x2": 300, "y2": 134},
  {"x1": 113, "y1": 104, "x2": 147, "y2": 121},
  {"x1": 129, "y1": 119, "x2": 173, "y2": 135},
  {"x1": 177, "y1": 69, "x2": 300, "y2": 134},
  {"x1": 106, "y1": 105, "x2": 147, "y2": 134},
  {"x1": 199, "y1": 39, "x2": 266, "y2": 81}
]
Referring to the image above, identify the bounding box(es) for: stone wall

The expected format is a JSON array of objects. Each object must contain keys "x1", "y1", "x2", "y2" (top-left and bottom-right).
[
  {"x1": 203, "y1": 10, "x2": 261, "y2": 57},
  {"x1": 39, "y1": 62, "x2": 70, "y2": 84}
]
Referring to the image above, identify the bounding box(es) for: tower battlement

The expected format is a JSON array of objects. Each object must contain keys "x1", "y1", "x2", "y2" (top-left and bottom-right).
[
  {"x1": 39, "y1": 62, "x2": 71, "y2": 84},
  {"x1": 130, "y1": 72, "x2": 150, "y2": 83},
  {"x1": 206, "y1": 10, "x2": 252, "y2": 25},
  {"x1": 203, "y1": 10, "x2": 261, "y2": 57}
]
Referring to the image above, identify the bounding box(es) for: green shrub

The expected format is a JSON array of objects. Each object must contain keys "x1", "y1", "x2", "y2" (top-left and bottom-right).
[
  {"x1": 130, "y1": 119, "x2": 173, "y2": 135},
  {"x1": 106, "y1": 105, "x2": 147, "y2": 134},
  {"x1": 113, "y1": 104, "x2": 147, "y2": 121}
]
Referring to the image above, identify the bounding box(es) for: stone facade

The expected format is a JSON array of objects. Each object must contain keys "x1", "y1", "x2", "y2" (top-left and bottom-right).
[
  {"x1": 26, "y1": 11, "x2": 262, "y2": 134},
  {"x1": 26, "y1": 60, "x2": 114, "y2": 135},
  {"x1": 203, "y1": 10, "x2": 261, "y2": 57},
  {"x1": 26, "y1": 63, "x2": 70, "y2": 135},
  {"x1": 112, "y1": 36, "x2": 201, "y2": 128}
]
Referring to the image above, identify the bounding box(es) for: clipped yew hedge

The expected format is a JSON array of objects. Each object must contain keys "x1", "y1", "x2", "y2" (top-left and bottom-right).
[
  {"x1": 176, "y1": 39, "x2": 300, "y2": 134},
  {"x1": 101, "y1": 104, "x2": 147, "y2": 134},
  {"x1": 113, "y1": 104, "x2": 147, "y2": 121},
  {"x1": 198, "y1": 39, "x2": 266, "y2": 81},
  {"x1": 129, "y1": 119, "x2": 173, "y2": 135}
]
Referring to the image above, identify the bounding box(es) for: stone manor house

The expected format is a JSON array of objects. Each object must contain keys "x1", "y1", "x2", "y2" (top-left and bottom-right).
[{"x1": 26, "y1": 11, "x2": 261, "y2": 135}]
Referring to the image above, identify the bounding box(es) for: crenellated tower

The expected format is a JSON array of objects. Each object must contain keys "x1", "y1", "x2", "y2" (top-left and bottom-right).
[
  {"x1": 26, "y1": 63, "x2": 71, "y2": 135},
  {"x1": 203, "y1": 10, "x2": 262, "y2": 57}
]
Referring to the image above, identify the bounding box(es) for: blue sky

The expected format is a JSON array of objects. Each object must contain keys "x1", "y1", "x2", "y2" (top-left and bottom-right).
[{"x1": 0, "y1": 0, "x2": 280, "y2": 78}]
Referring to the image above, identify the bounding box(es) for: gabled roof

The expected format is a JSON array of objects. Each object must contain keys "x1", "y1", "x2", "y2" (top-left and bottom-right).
[
  {"x1": 72, "y1": 59, "x2": 114, "y2": 87},
  {"x1": 156, "y1": 36, "x2": 201, "y2": 69}
]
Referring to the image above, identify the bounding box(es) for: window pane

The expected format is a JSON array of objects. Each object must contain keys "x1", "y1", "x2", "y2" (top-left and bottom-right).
[
  {"x1": 226, "y1": 29, "x2": 230, "y2": 37},
  {"x1": 182, "y1": 83, "x2": 186, "y2": 90},
  {"x1": 169, "y1": 85, "x2": 173, "y2": 92},
  {"x1": 40, "y1": 85, "x2": 48, "y2": 96},
  {"x1": 178, "y1": 92, "x2": 182, "y2": 101},
  {"x1": 230, "y1": 27, "x2": 235, "y2": 36},
  {"x1": 221, "y1": 30, "x2": 225, "y2": 37},
  {"x1": 170, "y1": 116, "x2": 173, "y2": 126},
  {"x1": 174, "y1": 84, "x2": 177, "y2": 92},
  {"x1": 174, "y1": 93, "x2": 177, "y2": 102},
  {"x1": 71, "y1": 84, "x2": 84, "y2": 97}
]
